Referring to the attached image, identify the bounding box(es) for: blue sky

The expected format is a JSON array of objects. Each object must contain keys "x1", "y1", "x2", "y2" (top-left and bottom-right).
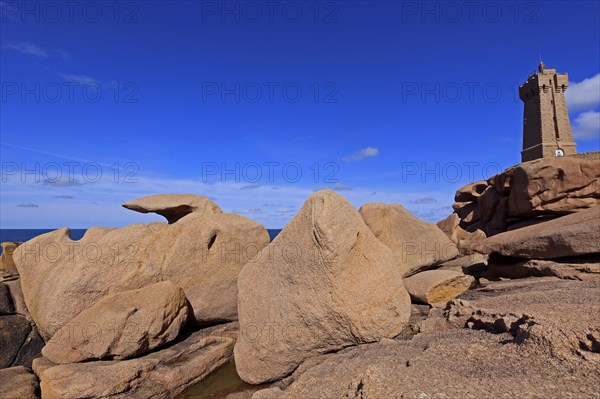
[{"x1": 1, "y1": 0, "x2": 599, "y2": 228}]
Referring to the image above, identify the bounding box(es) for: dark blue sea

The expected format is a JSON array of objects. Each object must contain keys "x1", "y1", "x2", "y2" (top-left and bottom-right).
[{"x1": 0, "y1": 229, "x2": 282, "y2": 255}]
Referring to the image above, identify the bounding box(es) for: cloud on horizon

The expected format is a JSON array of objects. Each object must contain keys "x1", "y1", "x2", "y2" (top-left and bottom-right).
[
  {"x1": 413, "y1": 206, "x2": 453, "y2": 223},
  {"x1": 17, "y1": 202, "x2": 39, "y2": 208},
  {"x1": 342, "y1": 147, "x2": 379, "y2": 162},
  {"x1": 410, "y1": 197, "x2": 438, "y2": 204},
  {"x1": 2, "y1": 170, "x2": 456, "y2": 227},
  {"x1": 241, "y1": 184, "x2": 261, "y2": 190},
  {"x1": 44, "y1": 177, "x2": 84, "y2": 187},
  {"x1": 53, "y1": 195, "x2": 75, "y2": 199},
  {"x1": 274, "y1": 206, "x2": 297, "y2": 214},
  {"x1": 333, "y1": 182, "x2": 352, "y2": 191}
]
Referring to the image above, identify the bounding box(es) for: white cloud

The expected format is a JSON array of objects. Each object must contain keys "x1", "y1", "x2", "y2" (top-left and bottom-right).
[
  {"x1": 566, "y1": 73, "x2": 600, "y2": 110},
  {"x1": 59, "y1": 73, "x2": 99, "y2": 85},
  {"x1": 3, "y1": 41, "x2": 69, "y2": 60},
  {"x1": 572, "y1": 110, "x2": 600, "y2": 140},
  {"x1": 341, "y1": 147, "x2": 379, "y2": 162},
  {"x1": 4, "y1": 42, "x2": 48, "y2": 58}
]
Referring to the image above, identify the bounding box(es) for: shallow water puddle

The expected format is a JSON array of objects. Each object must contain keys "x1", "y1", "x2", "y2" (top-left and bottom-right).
[{"x1": 177, "y1": 360, "x2": 266, "y2": 399}]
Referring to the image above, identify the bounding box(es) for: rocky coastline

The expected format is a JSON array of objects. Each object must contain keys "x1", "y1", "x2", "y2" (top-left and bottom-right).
[{"x1": 1, "y1": 156, "x2": 599, "y2": 399}]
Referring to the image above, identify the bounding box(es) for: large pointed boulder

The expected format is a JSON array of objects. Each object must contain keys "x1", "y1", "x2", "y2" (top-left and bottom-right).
[
  {"x1": 359, "y1": 203, "x2": 459, "y2": 276},
  {"x1": 234, "y1": 190, "x2": 411, "y2": 384}
]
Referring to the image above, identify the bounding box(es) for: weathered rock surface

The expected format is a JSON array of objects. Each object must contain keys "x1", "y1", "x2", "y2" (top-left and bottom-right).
[
  {"x1": 360, "y1": 203, "x2": 459, "y2": 276},
  {"x1": 235, "y1": 190, "x2": 411, "y2": 384},
  {"x1": 478, "y1": 205, "x2": 600, "y2": 259},
  {"x1": 0, "y1": 282, "x2": 14, "y2": 314},
  {"x1": 454, "y1": 180, "x2": 488, "y2": 202},
  {"x1": 4, "y1": 279, "x2": 30, "y2": 317},
  {"x1": 271, "y1": 328, "x2": 600, "y2": 399},
  {"x1": 13, "y1": 195, "x2": 270, "y2": 339},
  {"x1": 507, "y1": 157, "x2": 600, "y2": 216},
  {"x1": 436, "y1": 213, "x2": 486, "y2": 255},
  {"x1": 0, "y1": 277, "x2": 44, "y2": 369},
  {"x1": 0, "y1": 315, "x2": 31, "y2": 368},
  {"x1": 403, "y1": 270, "x2": 474, "y2": 305},
  {"x1": 436, "y1": 253, "x2": 488, "y2": 274},
  {"x1": 264, "y1": 278, "x2": 600, "y2": 399},
  {"x1": 0, "y1": 269, "x2": 18, "y2": 284},
  {"x1": 0, "y1": 366, "x2": 39, "y2": 399},
  {"x1": 482, "y1": 255, "x2": 600, "y2": 281},
  {"x1": 0, "y1": 314, "x2": 44, "y2": 369},
  {"x1": 0, "y1": 242, "x2": 20, "y2": 272},
  {"x1": 252, "y1": 387, "x2": 285, "y2": 399},
  {"x1": 450, "y1": 278, "x2": 600, "y2": 362},
  {"x1": 450, "y1": 157, "x2": 600, "y2": 236},
  {"x1": 122, "y1": 193, "x2": 222, "y2": 224},
  {"x1": 42, "y1": 281, "x2": 189, "y2": 364},
  {"x1": 33, "y1": 323, "x2": 237, "y2": 399}
]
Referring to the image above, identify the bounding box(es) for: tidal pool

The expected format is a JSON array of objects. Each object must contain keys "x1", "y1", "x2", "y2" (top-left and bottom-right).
[{"x1": 178, "y1": 360, "x2": 268, "y2": 399}]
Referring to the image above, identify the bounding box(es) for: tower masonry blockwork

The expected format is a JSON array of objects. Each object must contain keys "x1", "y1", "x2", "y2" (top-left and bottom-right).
[{"x1": 519, "y1": 63, "x2": 577, "y2": 162}]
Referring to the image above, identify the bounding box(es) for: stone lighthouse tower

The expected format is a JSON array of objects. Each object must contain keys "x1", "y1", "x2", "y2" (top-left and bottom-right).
[{"x1": 519, "y1": 62, "x2": 577, "y2": 162}]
